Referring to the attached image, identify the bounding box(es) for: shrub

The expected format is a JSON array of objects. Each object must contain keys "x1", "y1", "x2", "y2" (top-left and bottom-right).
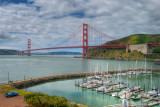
[
  {"x1": 153, "y1": 47, "x2": 160, "y2": 53},
  {"x1": 24, "y1": 92, "x2": 69, "y2": 107}
]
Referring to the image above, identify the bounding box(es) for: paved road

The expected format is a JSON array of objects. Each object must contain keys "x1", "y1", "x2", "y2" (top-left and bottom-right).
[{"x1": 0, "y1": 94, "x2": 28, "y2": 107}]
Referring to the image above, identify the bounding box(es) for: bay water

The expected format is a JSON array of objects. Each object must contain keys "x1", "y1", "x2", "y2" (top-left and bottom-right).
[{"x1": 0, "y1": 55, "x2": 160, "y2": 106}]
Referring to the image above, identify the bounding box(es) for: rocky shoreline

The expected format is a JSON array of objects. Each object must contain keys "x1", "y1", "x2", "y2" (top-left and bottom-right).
[
  {"x1": 9, "y1": 68, "x2": 160, "y2": 89},
  {"x1": 85, "y1": 56, "x2": 160, "y2": 61}
]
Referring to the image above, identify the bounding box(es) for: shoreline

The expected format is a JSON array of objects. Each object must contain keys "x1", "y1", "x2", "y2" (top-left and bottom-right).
[
  {"x1": 85, "y1": 57, "x2": 160, "y2": 61},
  {"x1": 1, "y1": 68, "x2": 160, "y2": 107}
]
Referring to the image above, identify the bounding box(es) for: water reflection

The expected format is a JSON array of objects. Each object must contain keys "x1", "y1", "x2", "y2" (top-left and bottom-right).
[{"x1": 25, "y1": 71, "x2": 160, "y2": 107}]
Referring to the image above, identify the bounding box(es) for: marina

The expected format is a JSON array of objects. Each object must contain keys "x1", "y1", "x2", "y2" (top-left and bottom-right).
[
  {"x1": 24, "y1": 67, "x2": 160, "y2": 107},
  {"x1": 74, "y1": 68, "x2": 160, "y2": 106},
  {"x1": 1, "y1": 55, "x2": 160, "y2": 106}
]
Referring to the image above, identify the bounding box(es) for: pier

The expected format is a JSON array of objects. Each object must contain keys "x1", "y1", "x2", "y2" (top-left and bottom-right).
[{"x1": 8, "y1": 68, "x2": 160, "y2": 89}]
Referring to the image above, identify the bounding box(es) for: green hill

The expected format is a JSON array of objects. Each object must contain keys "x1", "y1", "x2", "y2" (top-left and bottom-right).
[
  {"x1": 105, "y1": 34, "x2": 160, "y2": 45},
  {"x1": 86, "y1": 34, "x2": 160, "y2": 60}
]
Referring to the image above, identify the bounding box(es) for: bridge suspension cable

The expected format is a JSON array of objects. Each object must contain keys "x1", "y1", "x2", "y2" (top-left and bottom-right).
[{"x1": 21, "y1": 23, "x2": 127, "y2": 57}]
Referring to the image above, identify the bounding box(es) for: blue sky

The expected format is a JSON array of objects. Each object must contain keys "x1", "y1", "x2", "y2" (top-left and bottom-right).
[{"x1": 0, "y1": 0, "x2": 160, "y2": 52}]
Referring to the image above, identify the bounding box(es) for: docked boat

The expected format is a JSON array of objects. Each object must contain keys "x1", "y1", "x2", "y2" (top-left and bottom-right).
[
  {"x1": 128, "y1": 86, "x2": 141, "y2": 92},
  {"x1": 127, "y1": 71, "x2": 136, "y2": 75},
  {"x1": 111, "y1": 89, "x2": 122, "y2": 97},
  {"x1": 147, "y1": 89, "x2": 158, "y2": 96},
  {"x1": 96, "y1": 85, "x2": 108, "y2": 92},
  {"x1": 86, "y1": 84, "x2": 97, "y2": 89},
  {"x1": 120, "y1": 92, "x2": 132, "y2": 99},
  {"x1": 103, "y1": 86, "x2": 112, "y2": 93},
  {"x1": 89, "y1": 79, "x2": 99, "y2": 84},
  {"x1": 79, "y1": 82, "x2": 88, "y2": 88},
  {"x1": 131, "y1": 93, "x2": 141, "y2": 100},
  {"x1": 104, "y1": 74, "x2": 112, "y2": 78},
  {"x1": 114, "y1": 82, "x2": 126, "y2": 89}
]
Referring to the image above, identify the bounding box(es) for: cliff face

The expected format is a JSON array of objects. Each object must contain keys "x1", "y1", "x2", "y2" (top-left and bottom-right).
[{"x1": 86, "y1": 34, "x2": 160, "y2": 60}]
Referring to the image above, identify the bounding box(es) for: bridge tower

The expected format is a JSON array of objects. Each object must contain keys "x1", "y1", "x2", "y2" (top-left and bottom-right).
[
  {"x1": 82, "y1": 23, "x2": 88, "y2": 58},
  {"x1": 28, "y1": 39, "x2": 31, "y2": 56}
]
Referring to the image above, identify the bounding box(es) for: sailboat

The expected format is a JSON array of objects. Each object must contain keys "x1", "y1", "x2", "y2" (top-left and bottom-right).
[
  {"x1": 104, "y1": 62, "x2": 112, "y2": 79},
  {"x1": 147, "y1": 72, "x2": 157, "y2": 96},
  {"x1": 143, "y1": 58, "x2": 147, "y2": 74},
  {"x1": 131, "y1": 93, "x2": 141, "y2": 100},
  {"x1": 147, "y1": 88, "x2": 157, "y2": 96},
  {"x1": 120, "y1": 92, "x2": 132, "y2": 99},
  {"x1": 146, "y1": 65, "x2": 152, "y2": 74},
  {"x1": 143, "y1": 58, "x2": 152, "y2": 74}
]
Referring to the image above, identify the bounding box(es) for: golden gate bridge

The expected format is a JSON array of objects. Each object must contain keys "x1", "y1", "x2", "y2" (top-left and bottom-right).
[{"x1": 17, "y1": 23, "x2": 160, "y2": 57}]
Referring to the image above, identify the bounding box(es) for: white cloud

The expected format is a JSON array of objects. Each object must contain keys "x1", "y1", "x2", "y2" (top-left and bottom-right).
[{"x1": 0, "y1": 0, "x2": 160, "y2": 51}]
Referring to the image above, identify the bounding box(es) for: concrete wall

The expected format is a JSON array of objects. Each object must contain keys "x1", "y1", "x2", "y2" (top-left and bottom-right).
[{"x1": 126, "y1": 44, "x2": 152, "y2": 54}]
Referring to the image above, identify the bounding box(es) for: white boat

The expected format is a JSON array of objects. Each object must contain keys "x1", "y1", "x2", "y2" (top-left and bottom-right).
[
  {"x1": 111, "y1": 88, "x2": 123, "y2": 97},
  {"x1": 148, "y1": 89, "x2": 157, "y2": 96},
  {"x1": 79, "y1": 82, "x2": 88, "y2": 87},
  {"x1": 118, "y1": 89, "x2": 129, "y2": 97},
  {"x1": 112, "y1": 92, "x2": 119, "y2": 97},
  {"x1": 134, "y1": 86, "x2": 141, "y2": 90},
  {"x1": 103, "y1": 86, "x2": 112, "y2": 93},
  {"x1": 94, "y1": 75, "x2": 101, "y2": 79},
  {"x1": 104, "y1": 80, "x2": 115, "y2": 86},
  {"x1": 89, "y1": 79, "x2": 99, "y2": 84},
  {"x1": 128, "y1": 86, "x2": 141, "y2": 92},
  {"x1": 86, "y1": 84, "x2": 96, "y2": 89},
  {"x1": 96, "y1": 85, "x2": 107, "y2": 92},
  {"x1": 115, "y1": 83, "x2": 126, "y2": 89},
  {"x1": 97, "y1": 80, "x2": 103, "y2": 84},
  {"x1": 120, "y1": 92, "x2": 132, "y2": 99},
  {"x1": 128, "y1": 71, "x2": 136, "y2": 75}
]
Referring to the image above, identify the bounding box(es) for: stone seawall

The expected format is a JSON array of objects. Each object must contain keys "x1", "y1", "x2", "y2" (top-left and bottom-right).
[{"x1": 9, "y1": 68, "x2": 160, "y2": 89}]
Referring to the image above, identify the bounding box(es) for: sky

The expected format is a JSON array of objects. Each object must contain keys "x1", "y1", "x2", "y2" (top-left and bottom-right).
[{"x1": 0, "y1": 0, "x2": 160, "y2": 52}]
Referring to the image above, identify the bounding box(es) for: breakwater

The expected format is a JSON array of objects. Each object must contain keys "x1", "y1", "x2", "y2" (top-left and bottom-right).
[{"x1": 9, "y1": 68, "x2": 160, "y2": 89}]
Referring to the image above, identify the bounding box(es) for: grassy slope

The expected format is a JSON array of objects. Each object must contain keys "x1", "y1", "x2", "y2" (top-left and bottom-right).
[
  {"x1": 0, "y1": 84, "x2": 87, "y2": 107},
  {"x1": 86, "y1": 34, "x2": 160, "y2": 60},
  {"x1": 105, "y1": 34, "x2": 160, "y2": 45}
]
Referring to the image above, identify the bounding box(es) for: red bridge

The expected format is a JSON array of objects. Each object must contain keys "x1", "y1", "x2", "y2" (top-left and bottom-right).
[{"x1": 18, "y1": 23, "x2": 160, "y2": 57}]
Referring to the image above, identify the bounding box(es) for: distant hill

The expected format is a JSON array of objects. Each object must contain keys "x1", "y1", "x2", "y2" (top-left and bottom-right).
[
  {"x1": 33, "y1": 51, "x2": 82, "y2": 55},
  {"x1": 48, "y1": 51, "x2": 82, "y2": 55},
  {"x1": 105, "y1": 34, "x2": 160, "y2": 45},
  {"x1": 0, "y1": 49, "x2": 17, "y2": 55},
  {"x1": 0, "y1": 49, "x2": 81, "y2": 55}
]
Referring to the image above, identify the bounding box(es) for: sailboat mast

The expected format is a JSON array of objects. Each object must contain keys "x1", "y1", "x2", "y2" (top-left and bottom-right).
[
  {"x1": 151, "y1": 65, "x2": 152, "y2": 89},
  {"x1": 107, "y1": 62, "x2": 109, "y2": 81},
  {"x1": 145, "y1": 58, "x2": 146, "y2": 70}
]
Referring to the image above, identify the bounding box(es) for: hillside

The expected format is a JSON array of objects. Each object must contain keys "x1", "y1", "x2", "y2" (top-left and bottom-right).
[
  {"x1": 32, "y1": 51, "x2": 82, "y2": 55},
  {"x1": 86, "y1": 34, "x2": 160, "y2": 60},
  {"x1": 0, "y1": 49, "x2": 17, "y2": 55},
  {"x1": 105, "y1": 34, "x2": 160, "y2": 45}
]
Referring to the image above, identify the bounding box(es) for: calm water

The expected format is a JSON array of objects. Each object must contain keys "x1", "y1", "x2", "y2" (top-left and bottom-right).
[
  {"x1": 25, "y1": 73, "x2": 160, "y2": 107},
  {"x1": 0, "y1": 55, "x2": 159, "y2": 83},
  {"x1": 0, "y1": 55, "x2": 160, "y2": 106}
]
